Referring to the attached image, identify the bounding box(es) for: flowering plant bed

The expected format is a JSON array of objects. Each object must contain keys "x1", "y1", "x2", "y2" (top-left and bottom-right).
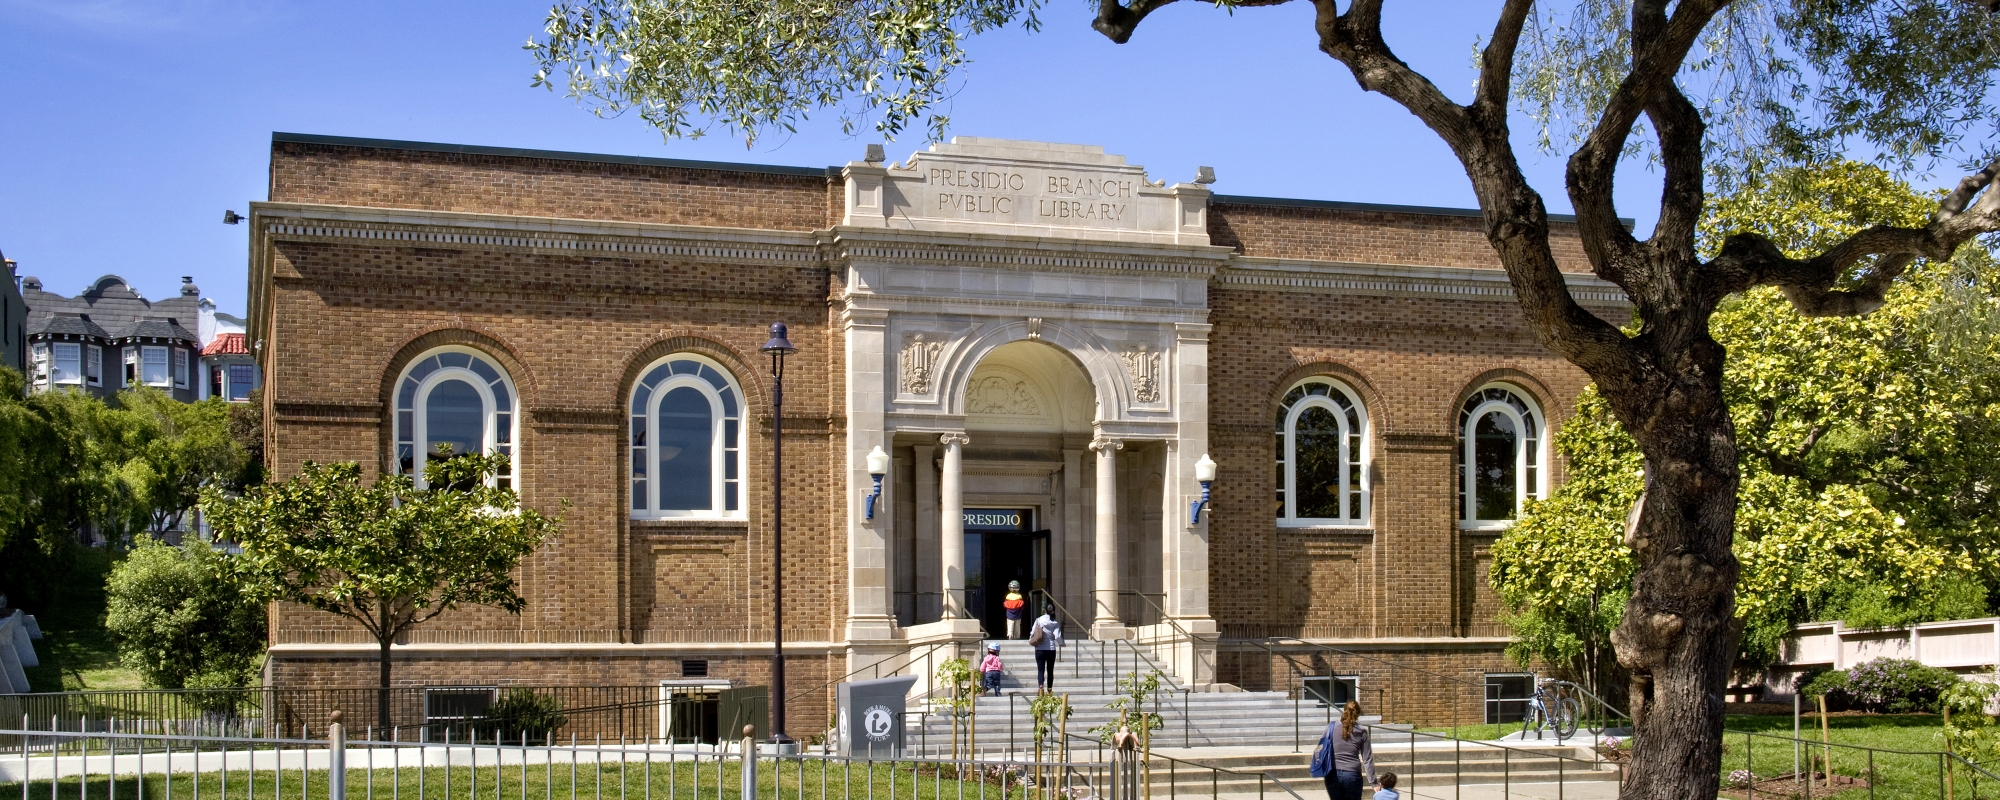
[{"x1": 1717, "y1": 771, "x2": 1869, "y2": 800}]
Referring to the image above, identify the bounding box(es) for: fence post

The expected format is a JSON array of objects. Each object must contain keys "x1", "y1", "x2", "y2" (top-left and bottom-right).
[
  {"x1": 328, "y1": 711, "x2": 346, "y2": 800},
  {"x1": 740, "y1": 725, "x2": 757, "y2": 800}
]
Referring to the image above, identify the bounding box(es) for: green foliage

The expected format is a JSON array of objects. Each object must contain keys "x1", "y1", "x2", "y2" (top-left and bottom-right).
[
  {"x1": 1088, "y1": 669, "x2": 1163, "y2": 745},
  {"x1": 1799, "y1": 668, "x2": 1851, "y2": 709},
  {"x1": 484, "y1": 688, "x2": 570, "y2": 743},
  {"x1": 116, "y1": 390, "x2": 249, "y2": 535},
  {"x1": 206, "y1": 452, "x2": 563, "y2": 688},
  {"x1": 1495, "y1": 161, "x2": 2000, "y2": 677},
  {"x1": 1028, "y1": 692, "x2": 1072, "y2": 745},
  {"x1": 1488, "y1": 386, "x2": 1635, "y2": 693},
  {"x1": 527, "y1": 0, "x2": 1043, "y2": 144},
  {"x1": 1845, "y1": 658, "x2": 1961, "y2": 714},
  {"x1": 103, "y1": 535, "x2": 266, "y2": 689},
  {"x1": 934, "y1": 657, "x2": 975, "y2": 711},
  {"x1": 1941, "y1": 677, "x2": 2000, "y2": 768}
]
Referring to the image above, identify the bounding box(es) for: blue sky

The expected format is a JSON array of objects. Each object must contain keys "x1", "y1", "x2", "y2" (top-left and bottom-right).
[{"x1": 0, "y1": 0, "x2": 1672, "y2": 317}]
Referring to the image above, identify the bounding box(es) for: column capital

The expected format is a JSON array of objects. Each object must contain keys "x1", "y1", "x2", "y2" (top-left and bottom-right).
[
  {"x1": 1088, "y1": 437, "x2": 1124, "y2": 453},
  {"x1": 938, "y1": 432, "x2": 971, "y2": 447}
]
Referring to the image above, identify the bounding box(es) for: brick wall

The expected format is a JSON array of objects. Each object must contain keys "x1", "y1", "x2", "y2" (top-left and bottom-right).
[
  {"x1": 1211, "y1": 200, "x2": 1600, "y2": 273},
  {"x1": 269, "y1": 140, "x2": 836, "y2": 230}
]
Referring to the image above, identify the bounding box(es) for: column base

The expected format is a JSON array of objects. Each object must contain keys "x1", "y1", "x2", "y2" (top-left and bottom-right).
[
  {"x1": 1090, "y1": 623, "x2": 1134, "y2": 641},
  {"x1": 844, "y1": 615, "x2": 900, "y2": 643}
]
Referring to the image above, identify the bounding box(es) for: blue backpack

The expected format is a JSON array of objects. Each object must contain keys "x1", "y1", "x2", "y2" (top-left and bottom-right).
[{"x1": 1309, "y1": 730, "x2": 1335, "y2": 778}]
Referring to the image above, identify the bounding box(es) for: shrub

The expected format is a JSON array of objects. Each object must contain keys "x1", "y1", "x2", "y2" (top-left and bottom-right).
[
  {"x1": 1799, "y1": 668, "x2": 1852, "y2": 711},
  {"x1": 104, "y1": 536, "x2": 265, "y2": 689},
  {"x1": 1844, "y1": 658, "x2": 1960, "y2": 713},
  {"x1": 485, "y1": 689, "x2": 567, "y2": 743}
]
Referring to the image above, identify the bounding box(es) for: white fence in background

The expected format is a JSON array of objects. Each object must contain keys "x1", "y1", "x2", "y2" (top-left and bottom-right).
[{"x1": 1766, "y1": 617, "x2": 2000, "y2": 700}]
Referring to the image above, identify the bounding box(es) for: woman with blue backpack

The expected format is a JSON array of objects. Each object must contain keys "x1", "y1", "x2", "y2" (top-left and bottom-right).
[{"x1": 1308, "y1": 700, "x2": 1377, "y2": 800}]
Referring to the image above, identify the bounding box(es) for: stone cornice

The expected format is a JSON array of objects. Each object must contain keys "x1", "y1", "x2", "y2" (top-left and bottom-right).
[
  {"x1": 253, "y1": 202, "x2": 821, "y2": 265},
  {"x1": 1221, "y1": 256, "x2": 1629, "y2": 305}
]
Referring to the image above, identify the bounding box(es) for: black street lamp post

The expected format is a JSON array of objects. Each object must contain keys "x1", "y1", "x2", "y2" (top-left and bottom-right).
[{"x1": 761, "y1": 322, "x2": 797, "y2": 745}]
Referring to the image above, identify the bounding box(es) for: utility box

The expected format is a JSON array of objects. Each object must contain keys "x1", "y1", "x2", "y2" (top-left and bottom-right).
[
  {"x1": 718, "y1": 686, "x2": 768, "y2": 743},
  {"x1": 837, "y1": 676, "x2": 917, "y2": 757}
]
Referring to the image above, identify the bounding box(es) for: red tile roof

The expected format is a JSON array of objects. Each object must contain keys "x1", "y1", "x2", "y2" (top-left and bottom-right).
[{"x1": 202, "y1": 332, "x2": 249, "y2": 356}]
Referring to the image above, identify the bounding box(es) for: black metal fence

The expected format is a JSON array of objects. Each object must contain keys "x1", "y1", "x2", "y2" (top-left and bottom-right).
[{"x1": 0, "y1": 686, "x2": 683, "y2": 743}]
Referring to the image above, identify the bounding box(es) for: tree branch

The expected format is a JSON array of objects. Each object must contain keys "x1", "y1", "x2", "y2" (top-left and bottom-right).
[
  {"x1": 1473, "y1": 0, "x2": 1533, "y2": 118},
  {"x1": 1092, "y1": 0, "x2": 1179, "y2": 43},
  {"x1": 1566, "y1": 0, "x2": 1727, "y2": 279},
  {"x1": 1313, "y1": 0, "x2": 1638, "y2": 384},
  {"x1": 1711, "y1": 154, "x2": 2000, "y2": 316}
]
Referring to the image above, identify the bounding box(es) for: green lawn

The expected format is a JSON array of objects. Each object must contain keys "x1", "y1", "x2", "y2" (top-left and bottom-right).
[
  {"x1": 4, "y1": 758, "x2": 1082, "y2": 800},
  {"x1": 19, "y1": 547, "x2": 145, "y2": 692}
]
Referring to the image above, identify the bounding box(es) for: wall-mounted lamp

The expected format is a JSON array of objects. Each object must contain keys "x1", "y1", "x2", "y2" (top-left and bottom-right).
[
  {"x1": 1190, "y1": 454, "x2": 1216, "y2": 524},
  {"x1": 222, "y1": 210, "x2": 244, "y2": 225},
  {"x1": 864, "y1": 445, "x2": 890, "y2": 520}
]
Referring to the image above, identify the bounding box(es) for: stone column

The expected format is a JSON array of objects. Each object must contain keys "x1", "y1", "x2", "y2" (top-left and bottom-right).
[
  {"x1": 1090, "y1": 437, "x2": 1126, "y2": 638},
  {"x1": 913, "y1": 443, "x2": 938, "y2": 621},
  {"x1": 938, "y1": 433, "x2": 970, "y2": 619}
]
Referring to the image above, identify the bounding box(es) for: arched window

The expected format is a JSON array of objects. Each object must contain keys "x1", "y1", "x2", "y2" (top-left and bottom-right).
[
  {"x1": 630, "y1": 354, "x2": 744, "y2": 519},
  {"x1": 393, "y1": 347, "x2": 516, "y2": 489},
  {"x1": 1275, "y1": 377, "x2": 1369, "y2": 525},
  {"x1": 1458, "y1": 384, "x2": 1543, "y2": 527}
]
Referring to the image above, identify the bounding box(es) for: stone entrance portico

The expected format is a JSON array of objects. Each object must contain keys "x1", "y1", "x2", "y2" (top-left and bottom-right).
[{"x1": 837, "y1": 138, "x2": 1221, "y2": 684}]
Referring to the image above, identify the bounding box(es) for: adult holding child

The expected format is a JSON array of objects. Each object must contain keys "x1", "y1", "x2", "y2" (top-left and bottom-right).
[{"x1": 1309, "y1": 700, "x2": 1376, "y2": 800}]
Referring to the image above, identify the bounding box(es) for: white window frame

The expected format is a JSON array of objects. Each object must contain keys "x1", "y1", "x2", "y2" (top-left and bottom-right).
[
  {"x1": 141, "y1": 346, "x2": 170, "y2": 387},
  {"x1": 173, "y1": 348, "x2": 189, "y2": 389},
  {"x1": 1275, "y1": 377, "x2": 1371, "y2": 527},
  {"x1": 1457, "y1": 383, "x2": 1545, "y2": 530},
  {"x1": 30, "y1": 342, "x2": 49, "y2": 384},
  {"x1": 392, "y1": 346, "x2": 518, "y2": 489},
  {"x1": 85, "y1": 345, "x2": 102, "y2": 386},
  {"x1": 123, "y1": 347, "x2": 139, "y2": 387},
  {"x1": 51, "y1": 342, "x2": 82, "y2": 385},
  {"x1": 629, "y1": 353, "x2": 746, "y2": 520}
]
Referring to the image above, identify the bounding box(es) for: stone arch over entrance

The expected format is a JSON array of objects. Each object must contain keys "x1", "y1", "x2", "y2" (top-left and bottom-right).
[{"x1": 931, "y1": 319, "x2": 1133, "y2": 423}]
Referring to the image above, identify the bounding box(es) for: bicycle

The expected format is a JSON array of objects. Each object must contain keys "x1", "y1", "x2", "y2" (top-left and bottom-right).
[{"x1": 1521, "y1": 678, "x2": 1581, "y2": 741}]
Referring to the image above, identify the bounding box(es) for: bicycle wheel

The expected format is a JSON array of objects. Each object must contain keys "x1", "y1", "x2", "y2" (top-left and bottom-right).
[
  {"x1": 1554, "y1": 697, "x2": 1581, "y2": 739},
  {"x1": 1521, "y1": 703, "x2": 1544, "y2": 740}
]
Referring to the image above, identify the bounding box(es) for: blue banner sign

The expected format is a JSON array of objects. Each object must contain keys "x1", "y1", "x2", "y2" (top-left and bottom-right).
[{"x1": 963, "y1": 508, "x2": 1030, "y2": 531}]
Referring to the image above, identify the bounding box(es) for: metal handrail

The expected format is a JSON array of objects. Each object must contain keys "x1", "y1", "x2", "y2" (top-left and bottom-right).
[{"x1": 783, "y1": 641, "x2": 952, "y2": 704}]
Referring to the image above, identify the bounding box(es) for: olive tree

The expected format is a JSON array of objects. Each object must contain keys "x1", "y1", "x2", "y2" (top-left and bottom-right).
[{"x1": 528, "y1": 2, "x2": 2000, "y2": 795}]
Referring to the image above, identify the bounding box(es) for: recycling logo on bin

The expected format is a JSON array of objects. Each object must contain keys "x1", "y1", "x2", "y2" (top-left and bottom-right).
[{"x1": 863, "y1": 705, "x2": 895, "y2": 741}]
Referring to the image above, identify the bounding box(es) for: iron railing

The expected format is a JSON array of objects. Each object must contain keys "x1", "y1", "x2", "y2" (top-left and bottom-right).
[{"x1": 1, "y1": 725, "x2": 1132, "y2": 800}]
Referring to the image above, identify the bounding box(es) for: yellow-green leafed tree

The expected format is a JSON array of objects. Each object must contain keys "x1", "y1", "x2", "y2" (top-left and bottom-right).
[{"x1": 1495, "y1": 162, "x2": 1999, "y2": 701}]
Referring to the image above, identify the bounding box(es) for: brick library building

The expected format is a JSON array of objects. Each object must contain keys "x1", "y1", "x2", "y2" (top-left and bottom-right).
[{"x1": 247, "y1": 133, "x2": 1626, "y2": 730}]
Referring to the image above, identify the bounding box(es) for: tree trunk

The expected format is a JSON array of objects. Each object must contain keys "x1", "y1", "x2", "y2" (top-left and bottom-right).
[
  {"x1": 1608, "y1": 342, "x2": 1742, "y2": 799},
  {"x1": 378, "y1": 635, "x2": 393, "y2": 735}
]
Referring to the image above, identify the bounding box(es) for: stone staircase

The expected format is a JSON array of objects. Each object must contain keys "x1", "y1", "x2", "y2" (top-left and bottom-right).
[
  {"x1": 911, "y1": 639, "x2": 1412, "y2": 751},
  {"x1": 903, "y1": 638, "x2": 1621, "y2": 792}
]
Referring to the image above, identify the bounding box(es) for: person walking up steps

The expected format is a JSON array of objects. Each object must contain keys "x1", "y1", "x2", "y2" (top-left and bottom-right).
[
  {"x1": 1310, "y1": 700, "x2": 1375, "y2": 800},
  {"x1": 1003, "y1": 581, "x2": 1027, "y2": 639},
  {"x1": 979, "y1": 645, "x2": 1005, "y2": 696},
  {"x1": 1029, "y1": 604, "x2": 1062, "y2": 692}
]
